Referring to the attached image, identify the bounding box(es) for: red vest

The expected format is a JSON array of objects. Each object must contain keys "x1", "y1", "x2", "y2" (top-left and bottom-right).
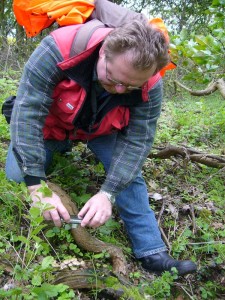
[{"x1": 43, "y1": 25, "x2": 161, "y2": 141}]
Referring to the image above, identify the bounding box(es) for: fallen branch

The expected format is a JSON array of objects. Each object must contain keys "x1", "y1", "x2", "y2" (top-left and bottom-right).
[
  {"x1": 174, "y1": 78, "x2": 225, "y2": 99},
  {"x1": 48, "y1": 182, "x2": 127, "y2": 276},
  {"x1": 53, "y1": 269, "x2": 131, "y2": 290},
  {"x1": 149, "y1": 144, "x2": 225, "y2": 168},
  {"x1": 217, "y1": 78, "x2": 225, "y2": 98}
]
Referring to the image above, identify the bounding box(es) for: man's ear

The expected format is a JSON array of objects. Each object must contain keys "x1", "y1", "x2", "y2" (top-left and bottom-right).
[{"x1": 99, "y1": 45, "x2": 105, "y2": 58}]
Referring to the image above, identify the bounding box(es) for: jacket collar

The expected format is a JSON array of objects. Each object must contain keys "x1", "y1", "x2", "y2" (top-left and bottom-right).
[{"x1": 57, "y1": 43, "x2": 102, "y2": 91}]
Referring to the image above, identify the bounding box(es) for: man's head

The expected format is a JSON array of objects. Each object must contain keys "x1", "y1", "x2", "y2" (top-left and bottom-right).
[{"x1": 97, "y1": 20, "x2": 170, "y2": 94}]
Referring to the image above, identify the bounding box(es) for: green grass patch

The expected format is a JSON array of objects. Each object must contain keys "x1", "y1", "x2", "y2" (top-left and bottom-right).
[{"x1": 156, "y1": 91, "x2": 225, "y2": 150}]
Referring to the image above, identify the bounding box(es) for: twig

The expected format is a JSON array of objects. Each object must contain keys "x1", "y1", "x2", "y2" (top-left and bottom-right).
[
  {"x1": 157, "y1": 199, "x2": 165, "y2": 225},
  {"x1": 41, "y1": 231, "x2": 62, "y2": 263},
  {"x1": 175, "y1": 282, "x2": 196, "y2": 300},
  {"x1": 189, "y1": 241, "x2": 225, "y2": 245},
  {"x1": 187, "y1": 276, "x2": 195, "y2": 297},
  {"x1": 3, "y1": 238, "x2": 25, "y2": 268},
  {"x1": 160, "y1": 227, "x2": 171, "y2": 250},
  {"x1": 189, "y1": 204, "x2": 197, "y2": 235},
  {"x1": 157, "y1": 199, "x2": 171, "y2": 250}
]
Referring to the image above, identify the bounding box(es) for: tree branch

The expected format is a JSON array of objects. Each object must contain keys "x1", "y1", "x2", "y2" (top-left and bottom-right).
[
  {"x1": 174, "y1": 79, "x2": 225, "y2": 99},
  {"x1": 149, "y1": 144, "x2": 225, "y2": 168}
]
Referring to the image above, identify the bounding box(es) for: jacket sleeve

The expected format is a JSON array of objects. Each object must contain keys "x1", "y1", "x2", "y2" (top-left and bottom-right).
[
  {"x1": 10, "y1": 36, "x2": 64, "y2": 186},
  {"x1": 91, "y1": 0, "x2": 148, "y2": 27},
  {"x1": 100, "y1": 79, "x2": 163, "y2": 196}
]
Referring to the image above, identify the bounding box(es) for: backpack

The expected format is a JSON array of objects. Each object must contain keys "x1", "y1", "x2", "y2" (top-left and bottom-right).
[
  {"x1": 1, "y1": 96, "x2": 16, "y2": 124},
  {"x1": 2, "y1": 0, "x2": 176, "y2": 124},
  {"x1": 1, "y1": 19, "x2": 105, "y2": 124}
]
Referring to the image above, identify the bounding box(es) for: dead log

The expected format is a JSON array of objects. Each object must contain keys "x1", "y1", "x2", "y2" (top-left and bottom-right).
[
  {"x1": 48, "y1": 182, "x2": 127, "y2": 275},
  {"x1": 148, "y1": 144, "x2": 225, "y2": 168},
  {"x1": 53, "y1": 269, "x2": 131, "y2": 290},
  {"x1": 174, "y1": 78, "x2": 225, "y2": 99}
]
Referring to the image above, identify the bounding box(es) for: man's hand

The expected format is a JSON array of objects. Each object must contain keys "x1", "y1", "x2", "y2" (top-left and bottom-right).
[
  {"x1": 78, "y1": 193, "x2": 112, "y2": 228},
  {"x1": 28, "y1": 184, "x2": 70, "y2": 227}
]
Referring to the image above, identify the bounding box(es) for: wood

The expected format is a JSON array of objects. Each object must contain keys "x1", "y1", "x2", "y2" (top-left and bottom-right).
[
  {"x1": 174, "y1": 79, "x2": 225, "y2": 99},
  {"x1": 149, "y1": 144, "x2": 225, "y2": 168},
  {"x1": 48, "y1": 182, "x2": 127, "y2": 275},
  {"x1": 53, "y1": 269, "x2": 131, "y2": 290}
]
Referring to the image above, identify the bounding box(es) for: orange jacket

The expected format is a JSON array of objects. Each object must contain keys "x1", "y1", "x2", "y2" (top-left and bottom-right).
[{"x1": 13, "y1": 0, "x2": 95, "y2": 37}]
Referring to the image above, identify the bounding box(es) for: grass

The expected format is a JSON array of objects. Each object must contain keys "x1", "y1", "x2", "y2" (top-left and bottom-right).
[
  {"x1": 0, "y1": 74, "x2": 224, "y2": 299},
  {"x1": 156, "y1": 91, "x2": 225, "y2": 149}
]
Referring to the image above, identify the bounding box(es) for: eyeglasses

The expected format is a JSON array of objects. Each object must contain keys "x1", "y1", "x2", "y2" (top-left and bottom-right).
[{"x1": 105, "y1": 60, "x2": 142, "y2": 91}]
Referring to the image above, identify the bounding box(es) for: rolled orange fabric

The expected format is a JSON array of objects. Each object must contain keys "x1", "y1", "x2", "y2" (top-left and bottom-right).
[{"x1": 13, "y1": 0, "x2": 95, "y2": 37}]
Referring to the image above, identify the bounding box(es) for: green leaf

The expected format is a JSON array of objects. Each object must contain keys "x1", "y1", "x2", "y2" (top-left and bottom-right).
[
  {"x1": 32, "y1": 284, "x2": 59, "y2": 298},
  {"x1": 69, "y1": 243, "x2": 78, "y2": 250},
  {"x1": 42, "y1": 283, "x2": 60, "y2": 296},
  {"x1": 31, "y1": 274, "x2": 42, "y2": 286},
  {"x1": 195, "y1": 36, "x2": 207, "y2": 46},
  {"x1": 45, "y1": 229, "x2": 56, "y2": 237},
  {"x1": 55, "y1": 284, "x2": 69, "y2": 293},
  {"x1": 31, "y1": 224, "x2": 46, "y2": 236},
  {"x1": 31, "y1": 216, "x2": 45, "y2": 225},
  {"x1": 32, "y1": 235, "x2": 43, "y2": 244},
  {"x1": 15, "y1": 235, "x2": 29, "y2": 244},
  {"x1": 29, "y1": 206, "x2": 42, "y2": 218},
  {"x1": 93, "y1": 252, "x2": 104, "y2": 259},
  {"x1": 37, "y1": 181, "x2": 53, "y2": 198},
  {"x1": 41, "y1": 256, "x2": 54, "y2": 270}
]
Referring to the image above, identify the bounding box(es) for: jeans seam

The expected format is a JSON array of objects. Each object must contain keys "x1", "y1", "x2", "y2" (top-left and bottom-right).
[{"x1": 135, "y1": 246, "x2": 168, "y2": 259}]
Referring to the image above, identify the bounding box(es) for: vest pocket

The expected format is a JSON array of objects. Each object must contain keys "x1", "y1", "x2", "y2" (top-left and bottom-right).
[{"x1": 111, "y1": 107, "x2": 130, "y2": 130}]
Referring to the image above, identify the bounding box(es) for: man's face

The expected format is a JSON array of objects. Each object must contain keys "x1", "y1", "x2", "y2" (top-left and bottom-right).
[{"x1": 96, "y1": 50, "x2": 157, "y2": 94}]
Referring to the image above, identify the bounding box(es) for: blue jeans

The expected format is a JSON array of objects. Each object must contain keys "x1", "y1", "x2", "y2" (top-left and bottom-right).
[
  {"x1": 88, "y1": 134, "x2": 167, "y2": 258},
  {"x1": 5, "y1": 134, "x2": 166, "y2": 258},
  {"x1": 5, "y1": 139, "x2": 72, "y2": 183}
]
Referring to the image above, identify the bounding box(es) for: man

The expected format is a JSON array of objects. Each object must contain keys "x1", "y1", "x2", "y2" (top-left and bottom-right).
[{"x1": 5, "y1": 1, "x2": 197, "y2": 276}]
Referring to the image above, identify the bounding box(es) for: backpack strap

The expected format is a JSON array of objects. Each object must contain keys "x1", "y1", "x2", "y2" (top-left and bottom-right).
[
  {"x1": 2, "y1": 95, "x2": 16, "y2": 124},
  {"x1": 70, "y1": 19, "x2": 107, "y2": 57}
]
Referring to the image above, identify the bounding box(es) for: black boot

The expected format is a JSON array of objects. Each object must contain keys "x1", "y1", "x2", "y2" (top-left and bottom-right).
[{"x1": 139, "y1": 251, "x2": 197, "y2": 276}]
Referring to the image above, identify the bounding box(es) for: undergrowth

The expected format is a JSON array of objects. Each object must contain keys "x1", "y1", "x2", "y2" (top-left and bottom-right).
[{"x1": 0, "y1": 74, "x2": 224, "y2": 299}]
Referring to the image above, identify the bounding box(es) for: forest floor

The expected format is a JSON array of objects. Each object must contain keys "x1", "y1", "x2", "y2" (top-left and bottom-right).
[{"x1": 0, "y1": 75, "x2": 224, "y2": 299}]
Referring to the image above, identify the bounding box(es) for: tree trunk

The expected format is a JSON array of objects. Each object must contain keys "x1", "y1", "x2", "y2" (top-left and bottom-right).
[{"x1": 0, "y1": 0, "x2": 5, "y2": 47}]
